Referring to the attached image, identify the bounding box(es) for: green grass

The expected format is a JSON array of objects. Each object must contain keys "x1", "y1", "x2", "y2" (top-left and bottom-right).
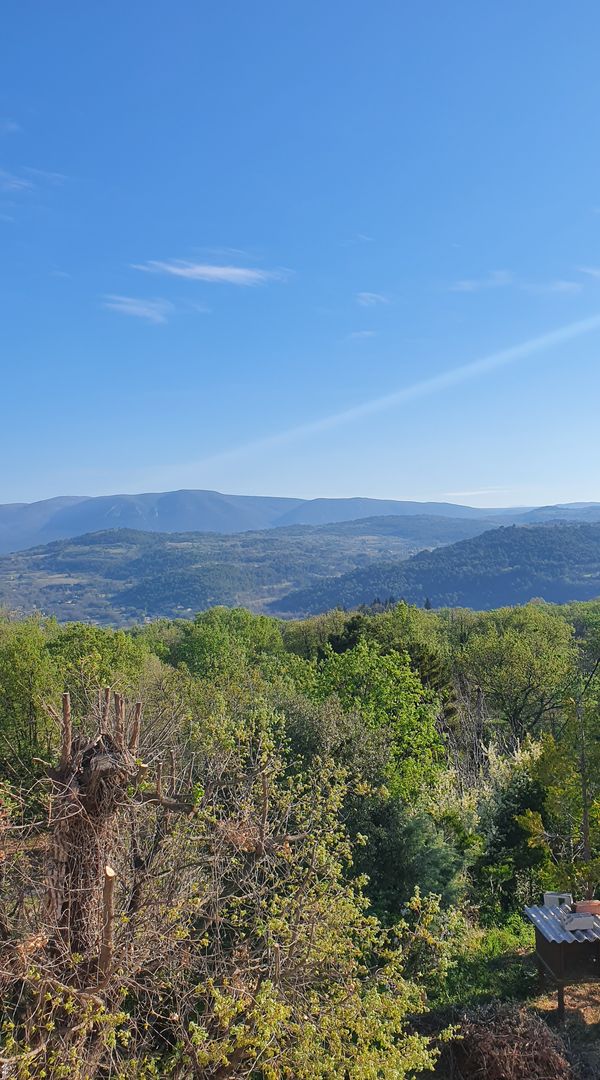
[{"x1": 432, "y1": 915, "x2": 537, "y2": 1008}]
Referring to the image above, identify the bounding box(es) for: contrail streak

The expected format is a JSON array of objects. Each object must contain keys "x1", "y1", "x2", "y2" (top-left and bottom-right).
[{"x1": 197, "y1": 314, "x2": 600, "y2": 467}]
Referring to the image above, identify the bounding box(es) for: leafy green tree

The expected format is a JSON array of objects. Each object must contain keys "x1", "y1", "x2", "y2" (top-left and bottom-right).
[
  {"x1": 46, "y1": 622, "x2": 151, "y2": 707},
  {"x1": 519, "y1": 682, "x2": 600, "y2": 898},
  {"x1": 280, "y1": 609, "x2": 350, "y2": 660},
  {"x1": 352, "y1": 800, "x2": 467, "y2": 914},
  {"x1": 174, "y1": 606, "x2": 283, "y2": 679},
  {"x1": 282, "y1": 692, "x2": 392, "y2": 784},
  {"x1": 0, "y1": 616, "x2": 60, "y2": 770},
  {"x1": 475, "y1": 759, "x2": 550, "y2": 914},
  {"x1": 314, "y1": 639, "x2": 442, "y2": 798},
  {"x1": 459, "y1": 605, "x2": 577, "y2": 743}
]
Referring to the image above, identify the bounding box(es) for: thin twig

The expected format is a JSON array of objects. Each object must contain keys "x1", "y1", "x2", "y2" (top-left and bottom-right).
[{"x1": 60, "y1": 693, "x2": 72, "y2": 772}]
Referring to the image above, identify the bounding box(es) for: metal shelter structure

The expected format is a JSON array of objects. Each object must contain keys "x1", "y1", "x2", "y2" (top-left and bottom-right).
[{"x1": 524, "y1": 904, "x2": 600, "y2": 1019}]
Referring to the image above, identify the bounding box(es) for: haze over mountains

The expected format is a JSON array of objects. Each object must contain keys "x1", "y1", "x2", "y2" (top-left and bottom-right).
[
  {"x1": 0, "y1": 490, "x2": 502, "y2": 554},
  {"x1": 2, "y1": 491, "x2": 600, "y2": 623},
  {"x1": 3, "y1": 488, "x2": 600, "y2": 555}
]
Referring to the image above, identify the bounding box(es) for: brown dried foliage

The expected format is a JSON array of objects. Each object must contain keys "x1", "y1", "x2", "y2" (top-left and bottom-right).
[{"x1": 451, "y1": 1002, "x2": 574, "y2": 1080}]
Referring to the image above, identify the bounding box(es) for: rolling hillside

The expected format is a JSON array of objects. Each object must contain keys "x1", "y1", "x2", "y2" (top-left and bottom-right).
[
  {"x1": 4, "y1": 516, "x2": 600, "y2": 624},
  {"x1": 0, "y1": 514, "x2": 497, "y2": 624},
  {"x1": 273, "y1": 522, "x2": 600, "y2": 614}
]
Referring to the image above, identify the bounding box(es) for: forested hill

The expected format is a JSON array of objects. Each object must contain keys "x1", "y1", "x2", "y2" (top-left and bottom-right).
[
  {"x1": 4, "y1": 518, "x2": 600, "y2": 624},
  {"x1": 274, "y1": 522, "x2": 600, "y2": 613},
  {"x1": 0, "y1": 514, "x2": 501, "y2": 624}
]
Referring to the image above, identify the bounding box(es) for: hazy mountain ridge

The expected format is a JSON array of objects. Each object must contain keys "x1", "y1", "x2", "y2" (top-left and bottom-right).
[
  {"x1": 0, "y1": 491, "x2": 303, "y2": 553},
  {"x1": 7, "y1": 487, "x2": 597, "y2": 553},
  {"x1": 3, "y1": 490, "x2": 600, "y2": 557}
]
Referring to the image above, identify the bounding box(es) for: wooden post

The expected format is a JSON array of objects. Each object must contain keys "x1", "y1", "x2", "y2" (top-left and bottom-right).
[
  {"x1": 60, "y1": 692, "x2": 72, "y2": 771},
  {"x1": 114, "y1": 693, "x2": 125, "y2": 749},
  {"x1": 101, "y1": 686, "x2": 111, "y2": 727},
  {"x1": 557, "y1": 983, "x2": 565, "y2": 1021},
  {"x1": 98, "y1": 865, "x2": 116, "y2": 981},
  {"x1": 129, "y1": 701, "x2": 142, "y2": 753}
]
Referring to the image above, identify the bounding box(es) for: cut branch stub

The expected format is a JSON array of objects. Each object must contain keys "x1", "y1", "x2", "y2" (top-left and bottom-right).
[
  {"x1": 113, "y1": 692, "x2": 125, "y2": 750},
  {"x1": 98, "y1": 865, "x2": 116, "y2": 982},
  {"x1": 155, "y1": 761, "x2": 163, "y2": 801},
  {"x1": 60, "y1": 693, "x2": 72, "y2": 772},
  {"x1": 129, "y1": 701, "x2": 142, "y2": 754},
  {"x1": 101, "y1": 686, "x2": 111, "y2": 727}
]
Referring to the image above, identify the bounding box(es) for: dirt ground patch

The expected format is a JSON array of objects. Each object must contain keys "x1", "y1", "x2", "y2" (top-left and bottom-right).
[
  {"x1": 533, "y1": 980, "x2": 600, "y2": 1079},
  {"x1": 424, "y1": 979, "x2": 600, "y2": 1079}
]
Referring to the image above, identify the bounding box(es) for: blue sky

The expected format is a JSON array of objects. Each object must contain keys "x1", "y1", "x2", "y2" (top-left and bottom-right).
[{"x1": 2, "y1": 1, "x2": 600, "y2": 508}]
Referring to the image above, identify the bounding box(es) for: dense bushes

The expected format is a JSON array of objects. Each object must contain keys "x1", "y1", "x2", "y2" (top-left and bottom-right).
[{"x1": 2, "y1": 598, "x2": 600, "y2": 1075}]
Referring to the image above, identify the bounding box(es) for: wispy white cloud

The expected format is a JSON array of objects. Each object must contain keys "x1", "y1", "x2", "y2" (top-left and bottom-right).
[
  {"x1": 200, "y1": 246, "x2": 258, "y2": 261},
  {"x1": 183, "y1": 300, "x2": 212, "y2": 314},
  {"x1": 348, "y1": 330, "x2": 377, "y2": 339},
  {"x1": 22, "y1": 165, "x2": 67, "y2": 185},
  {"x1": 0, "y1": 118, "x2": 19, "y2": 135},
  {"x1": 132, "y1": 259, "x2": 285, "y2": 286},
  {"x1": 356, "y1": 291, "x2": 389, "y2": 307},
  {"x1": 102, "y1": 295, "x2": 173, "y2": 324},
  {"x1": 578, "y1": 266, "x2": 600, "y2": 279},
  {"x1": 189, "y1": 314, "x2": 600, "y2": 467},
  {"x1": 0, "y1": 164, "x2": 67, "y2": 194},
  {"x1": 0, "y1": 168, "x2": 33, "y2": 192},
  {"x1": 522, "y1": 280, "x2": 582, "y2": 295},
  {"x1": 342, "y1": 233, "x2": 375, "y2": 246},
  {"x1": 442, "y1": 488, "x2": 509, "y2": 498},
  {"x1": 450, "y1": 270, "x2": 512, "y2": 292},
  {"x1": 0, "y1": 163, "x2": 66, "y2": 223},
  {"x1": 452, "y1": 270, "x2": 584, "y2": 296}
]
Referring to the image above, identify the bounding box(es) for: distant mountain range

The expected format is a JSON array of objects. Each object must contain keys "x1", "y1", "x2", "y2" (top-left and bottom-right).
[
  {"x1": 274, "y1": 522, "x2": 600, "y2": 614},
  {"x1": 2, "y1": 514, "x2": 600, "y2": 624},
  {"x1": 2, "y1": 487, "x2": 600, "y2": 555}
]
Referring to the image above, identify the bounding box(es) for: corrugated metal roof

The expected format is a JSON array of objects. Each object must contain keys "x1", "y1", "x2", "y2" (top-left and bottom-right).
[{"x1": 524, "y1": 905, "x2": 600, "y2": 944}]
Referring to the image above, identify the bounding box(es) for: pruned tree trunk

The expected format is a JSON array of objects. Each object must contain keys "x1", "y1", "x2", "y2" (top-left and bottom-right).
[{"x1": 45, "y1": 692, "x2": 138, "y2": 978}]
